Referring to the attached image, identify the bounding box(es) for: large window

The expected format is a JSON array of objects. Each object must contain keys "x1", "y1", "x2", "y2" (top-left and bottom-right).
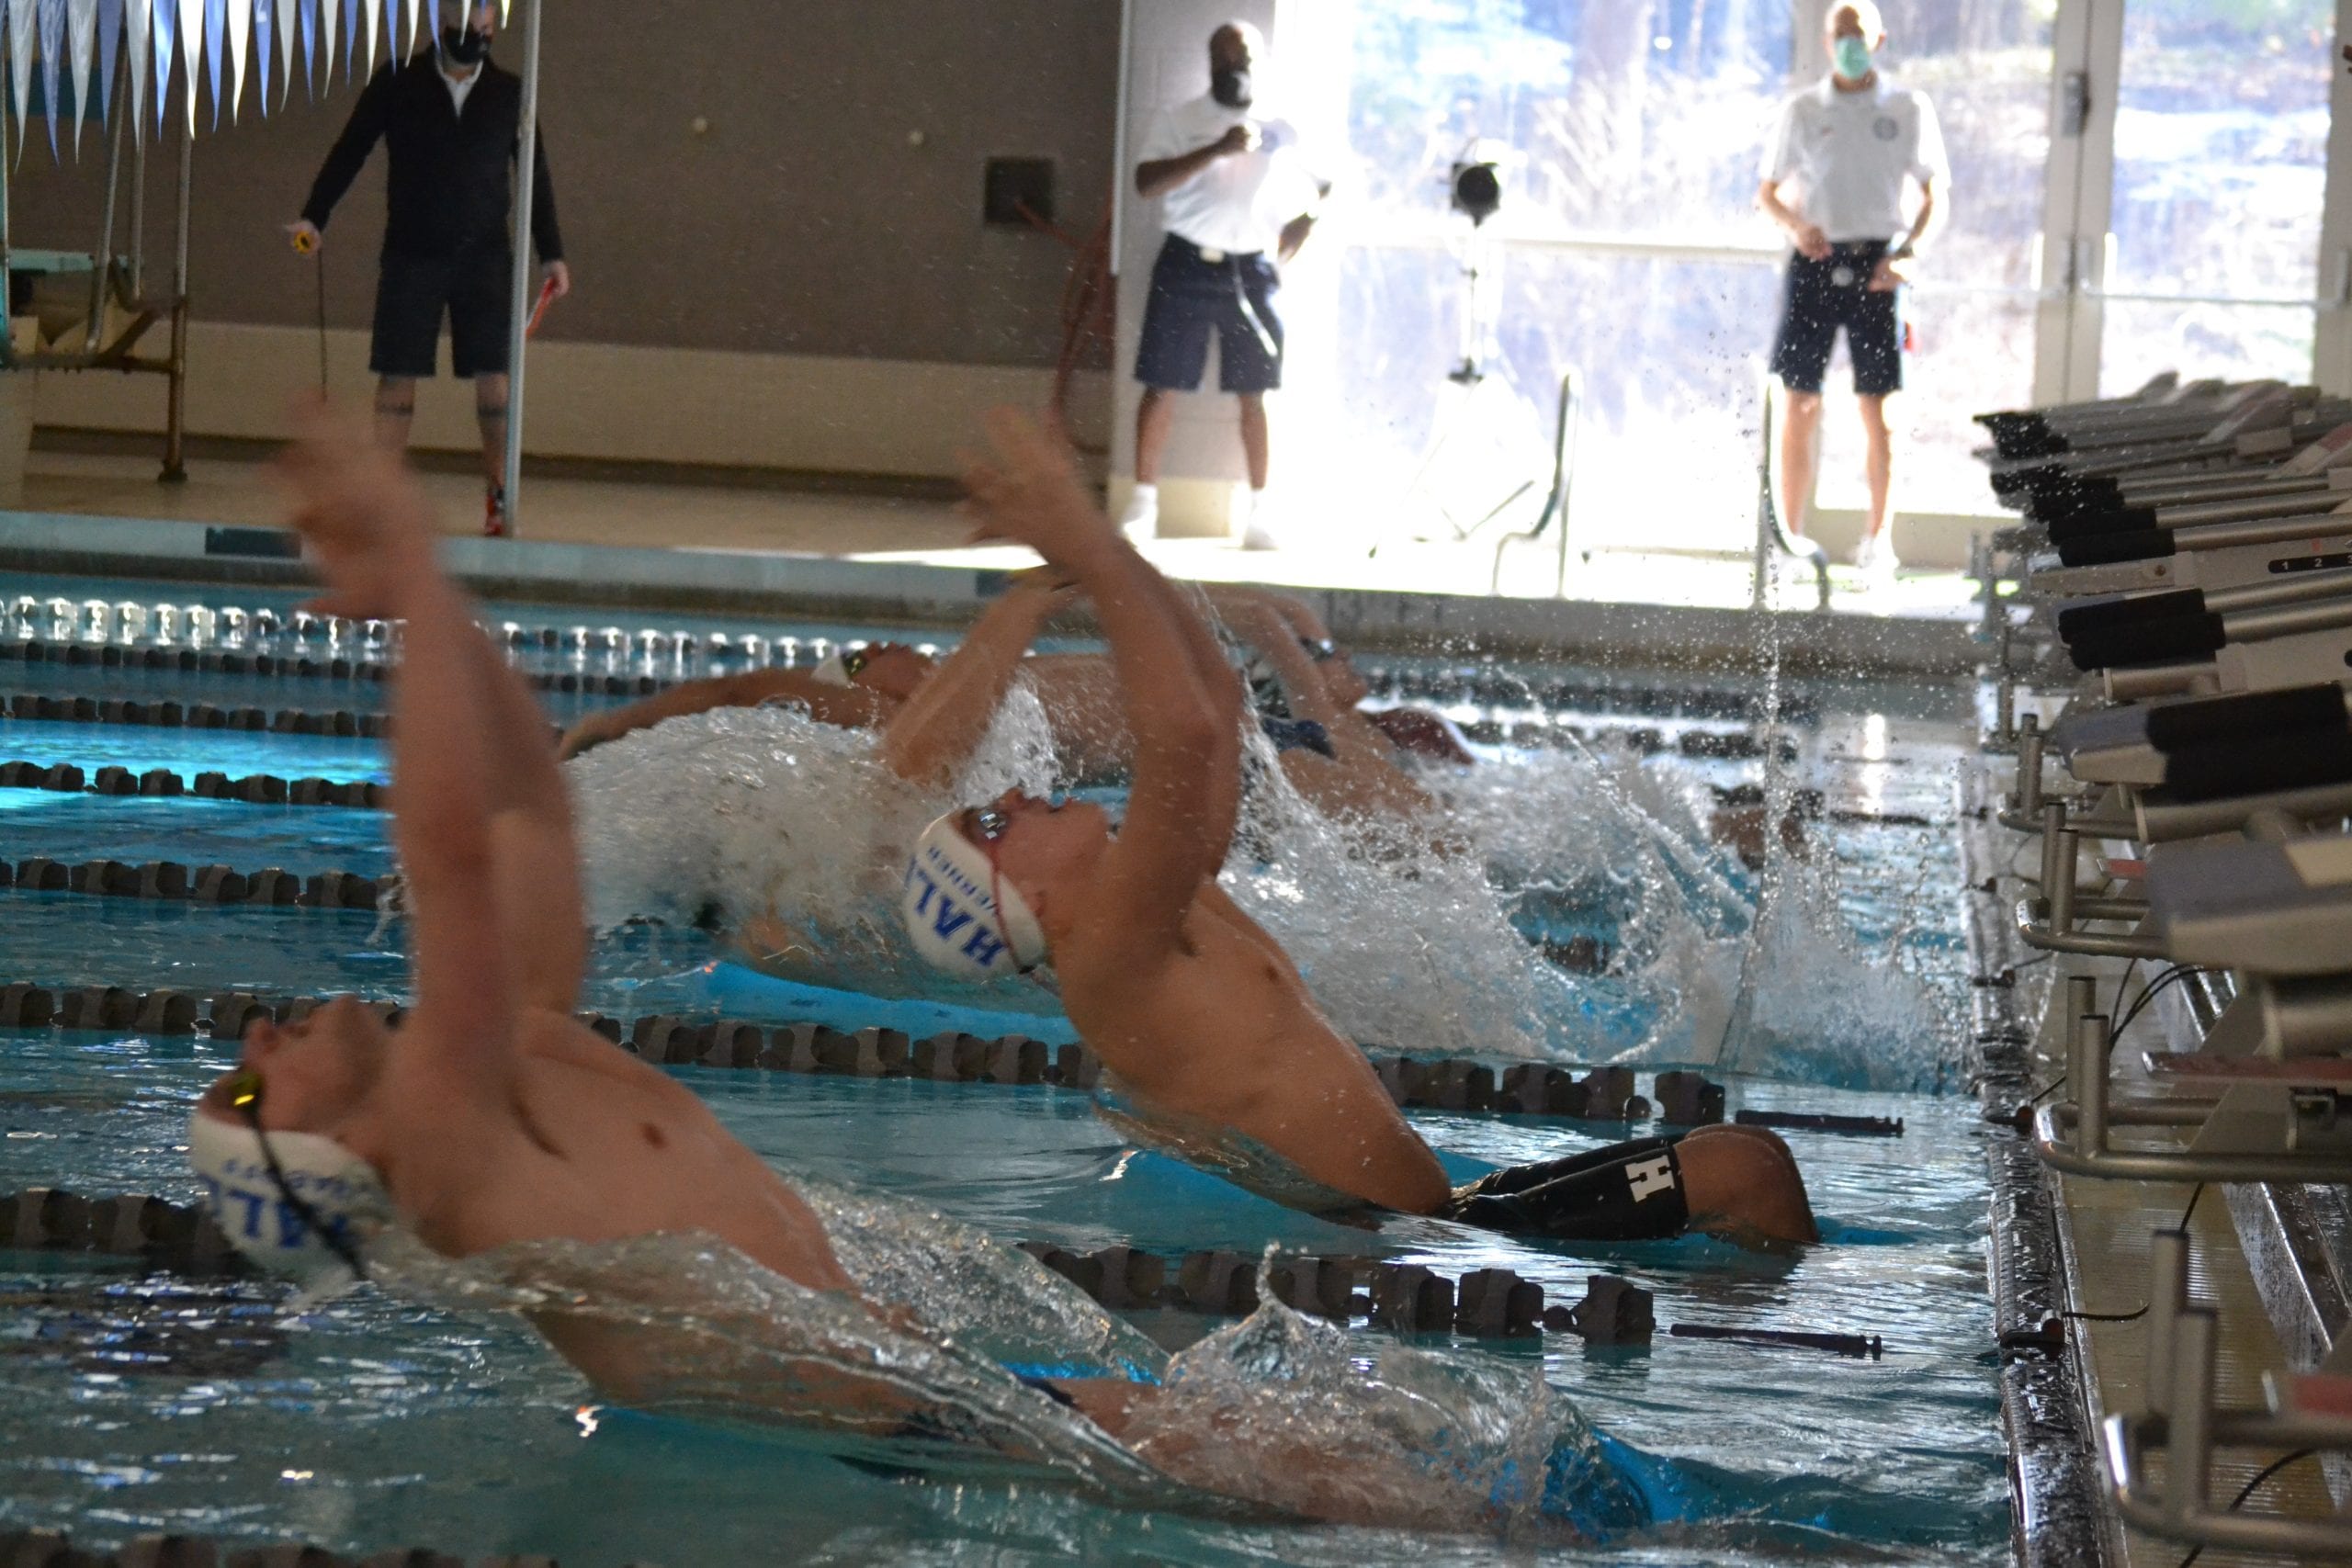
[
  {"x1": 2095, "y1": 0, "x2": 2334, "y2": 395},
  {"x1": 1317, "y1": 0, "x2": 2061, "y2": 565}
]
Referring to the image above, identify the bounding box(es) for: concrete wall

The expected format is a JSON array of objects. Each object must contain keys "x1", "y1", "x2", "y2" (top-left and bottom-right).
[{"x1": 7, "y1": 0, "x2": 1122, "y2": 470}]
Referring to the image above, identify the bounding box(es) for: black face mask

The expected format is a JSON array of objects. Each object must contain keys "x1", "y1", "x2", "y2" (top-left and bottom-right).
[
  {"x1": 441, "y1": 24, "x2": 489, "y2": 65},
  {"x1": 1210, "y1": 66, "x2": 1252, "y2": 109}
]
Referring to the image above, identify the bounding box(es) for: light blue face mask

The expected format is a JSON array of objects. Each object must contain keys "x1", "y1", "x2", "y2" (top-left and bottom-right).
[{"x1": 1833, "y1": 37, "x2": 1873, "y2": 79}]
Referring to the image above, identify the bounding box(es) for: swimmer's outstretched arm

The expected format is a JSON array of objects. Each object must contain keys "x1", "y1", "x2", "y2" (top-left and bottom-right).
[
  {"x1": 449, "y1": 616, "x2": 592, "y2": 1013},
  {"x1": 963, "y1": 412, "x2": 1237, "y2": 951},
  {"x1": 1224, "y1": 599, "x2": 1439, "y2": 826},
  {"x1": 557, "y1": 671, "x2": 888, "y2": 761},
  {"x1": 880, "y1": 572, "x2": 1071, "y2": 788},
  {"x1": 277, "y1": 407, "x2": 517, "y2": 1103}
]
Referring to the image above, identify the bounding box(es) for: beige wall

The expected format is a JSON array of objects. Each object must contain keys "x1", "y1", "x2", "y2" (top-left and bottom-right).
[{"x1": 7, "y1": 0, "x2": 1122, "y2": 469}]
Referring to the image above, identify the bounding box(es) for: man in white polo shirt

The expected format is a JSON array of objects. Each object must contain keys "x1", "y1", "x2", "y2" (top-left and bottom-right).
[
  {"x1": 1121, "y1": 21, "x2": 1329, "y2": 551},
  {"x1": 1758, "y1": 0, "x2": 1948, "y2": 584}
]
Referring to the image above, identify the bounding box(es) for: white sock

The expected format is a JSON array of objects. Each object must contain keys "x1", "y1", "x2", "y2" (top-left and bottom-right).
[{"x1": 1131, "y1": 482, "x2": 1158, "y2": 505}]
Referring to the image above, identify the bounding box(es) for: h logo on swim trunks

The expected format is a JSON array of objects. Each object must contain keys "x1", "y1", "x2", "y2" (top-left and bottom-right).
[{"x1": 1624, "y1": 1155, "x2": 1677, "y2": 1202}]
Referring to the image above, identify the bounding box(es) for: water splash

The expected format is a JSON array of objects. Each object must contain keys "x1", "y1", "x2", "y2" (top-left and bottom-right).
[
  {"x1": 560, "y1": 671, "x2": 1959, "y2": 1085},
  {"x1": 564, "y1": 694, "x2": 1060, "y2": 1010},
  {"x1": 366, "y1": 1222, "x2": 1640, "y2": 1540}
]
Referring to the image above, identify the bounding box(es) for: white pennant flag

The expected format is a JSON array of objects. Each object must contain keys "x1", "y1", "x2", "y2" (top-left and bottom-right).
[
  {"x1": 124, "y1": 0, "x2": 148, "y2": 139},
  {"x1": 65, "y1": 0, "x2": 94, "y2": 152},
  {"x1": 38, "y1": 0, "x2": 65, "y2": 158},
  {"x1": 174, "y1": 0, "x2": 198, "y2": 133},
  {"x1": 271, "y1": 0, "x2": 291, "y2": 106},
  {"x1": 316, "y1": 0, "x2": 337, "y2": 87},
  {"x1": 9, "y1": 0, "x2": 39, "y2": 163},
  {"x1": 219, "y1": 0, "x2": 243, "y2": 119}
]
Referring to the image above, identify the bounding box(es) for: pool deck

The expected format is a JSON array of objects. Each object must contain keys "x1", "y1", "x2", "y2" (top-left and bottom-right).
[{"x1": 0, "y1": 446, "x2": 1996, "y2": 676}]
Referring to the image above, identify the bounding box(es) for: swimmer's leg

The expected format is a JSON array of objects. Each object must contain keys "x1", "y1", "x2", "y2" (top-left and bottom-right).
[{"x1": 1674, "y1": 1124, "x2": 1817, "y2": 1245}]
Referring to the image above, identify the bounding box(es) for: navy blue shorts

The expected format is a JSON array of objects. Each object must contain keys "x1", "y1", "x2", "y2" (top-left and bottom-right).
[
  {"x1": 1770, "y1": 241, "x2": 1904, "y2": 398},
  {"x1": 1135, "y1": 234, "x2": 1283, "y2": 395},
  {"x1": 371, "y1": 246, "x2": 514, "y2": 380}
]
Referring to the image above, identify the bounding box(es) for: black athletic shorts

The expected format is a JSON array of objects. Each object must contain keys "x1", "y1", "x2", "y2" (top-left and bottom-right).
[
  {"x1": 1770, "y1": 240, "x2": 1905, "y2": 398},
  {"x1": 371, "y1": 246, "x2": 514, "y2": 379},
  {"x1": 1442, "y1": 1134, "x2": 1690, "y2": 1240},
  {"x1": 1135, "y1": 234, "x2": 1283, "y2": 395}
]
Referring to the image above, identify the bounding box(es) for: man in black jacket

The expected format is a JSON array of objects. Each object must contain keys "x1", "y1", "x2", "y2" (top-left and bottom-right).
[{"x1": 289, "y1": 3, "x2": 568, "y2": 536}]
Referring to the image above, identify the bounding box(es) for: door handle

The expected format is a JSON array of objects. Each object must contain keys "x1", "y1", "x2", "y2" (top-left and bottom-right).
[{"x1": 2061, "y1": 70, "x2": 2092, "y2": 138}]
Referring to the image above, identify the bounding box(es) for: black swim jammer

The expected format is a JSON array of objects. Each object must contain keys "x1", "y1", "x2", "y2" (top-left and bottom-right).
[{"x1": 1442, "y1": 1134, "x2": 1690, "y2": 1240}]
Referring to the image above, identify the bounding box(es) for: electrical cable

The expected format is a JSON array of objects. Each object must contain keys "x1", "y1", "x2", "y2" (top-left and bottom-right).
[
  {"x1": 2061, "y1": 1186, "x2": 2204, "y2": 1323},
  {"x1": 2116, "y1": 964, "x2": 2213, "y2": 1038},
  {"x1": 2177, "y1": 1448, "x2": 2319, "y2": 1568}
]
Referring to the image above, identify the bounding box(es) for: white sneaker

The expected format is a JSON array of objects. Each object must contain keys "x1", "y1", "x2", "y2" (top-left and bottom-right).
[
  {"x1": 1118, "y1": 483, "x2": 1159, "y2": 545},
  {"x1": 1850, "y1": 530, "x2": 1899, "y2": 582},
  {"x1": 1240, "y1": 491, "x2": 1281, "y2": 551}
]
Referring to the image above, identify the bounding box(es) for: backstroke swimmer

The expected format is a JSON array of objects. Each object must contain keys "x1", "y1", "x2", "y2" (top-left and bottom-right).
[
  {"x1": 899, "y1": 413, "x2": 1818, "y2": 1247},
  {"x1": 185, "y1": 406, "x2": 1661, "y2": 1536}
]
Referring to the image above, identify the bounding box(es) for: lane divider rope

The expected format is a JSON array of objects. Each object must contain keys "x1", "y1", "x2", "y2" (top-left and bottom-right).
[
  {"x1": 0, "y1": 978, "x2": 1827, "y2": 1131},
  {"x1": 0, "y1": 1183, "x2": 1566, "y2": 1340},
  {"x1": 0, "y1": 1525, "x2": 647, "y2": 1568},
  {"x1": 0, "y1": 762, "x2": 384, "y2": 808}
]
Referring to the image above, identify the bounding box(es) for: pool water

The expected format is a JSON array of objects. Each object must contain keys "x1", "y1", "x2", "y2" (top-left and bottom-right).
[{"x1": 0, "y1": 578, "x2": 2001, "y2": 1564}]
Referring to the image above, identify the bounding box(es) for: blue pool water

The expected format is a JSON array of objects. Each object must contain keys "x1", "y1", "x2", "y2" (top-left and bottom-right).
[{"x1": 0, "y1": 576, "x2": 2001, "y2": 1564}]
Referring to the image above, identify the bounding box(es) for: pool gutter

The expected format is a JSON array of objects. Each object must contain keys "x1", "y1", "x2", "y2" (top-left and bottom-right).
[
  {"x1": 1960, "y1": 772, "x2": 2125, "y2": 1568},
  {"x1": 0, "y1": 508, "x2": 1984, "y2": 676}
]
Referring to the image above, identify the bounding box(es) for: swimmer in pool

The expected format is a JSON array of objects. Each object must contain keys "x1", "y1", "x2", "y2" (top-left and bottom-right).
[
  {"x1": 556, "y1": 601, "x2": 1132, "y2": 778},
  {"x1": 899, "y1": 412, "x2": 1817, "y2": 1246},
  {"x1": 560, "y1": 581, "x2": 1464, "y2": 784},
  {"x1": 184, "y1": 407, "x2": 1650, "y2": 1536},
  {"x1": 1707, "y1": 783, "x2": 1822, "y2": 871},
  {"x1": 1210, "y1": 586, "x2": 1449, "y2": 840}
]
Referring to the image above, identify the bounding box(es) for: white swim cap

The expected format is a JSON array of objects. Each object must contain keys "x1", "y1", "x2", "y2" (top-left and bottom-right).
[
  {"x1": 187, "y1": 1108, "x2": 393, "y2": 1284},
  {"x1": 899, "y1": 810, "x2": 1048, "y2": 978},
  {"x1": 809, "y1": 651, "x2": 855, "y2": 686}
]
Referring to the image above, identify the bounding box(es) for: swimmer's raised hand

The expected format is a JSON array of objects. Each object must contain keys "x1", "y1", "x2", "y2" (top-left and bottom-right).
[
  {"x1": 959, "y1": 409, "x2": 1115, "y2": 568},
  {"x1": 275, "y1": 400, "x2": 438, "y2": 618}
]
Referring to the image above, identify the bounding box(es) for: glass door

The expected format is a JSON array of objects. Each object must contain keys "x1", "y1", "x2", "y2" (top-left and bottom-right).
[
  {"x1": 2093, "y1": 0, "x2": 2337, "y2": 395},
  {"x1": 1813, "y1": 1, "x2": 2060, "y2": 522}
]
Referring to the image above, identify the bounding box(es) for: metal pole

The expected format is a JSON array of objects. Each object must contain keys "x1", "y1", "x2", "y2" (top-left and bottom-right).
[
  {"x1": 87, "y1": 66, "x2": 130, "y2": 354},
  {"x1": 0, "y1": 94, "x2": 15, "y2": 372},
  {"x1": 1750, "y1": 372, "x2": 1774, "y2": 609},
  {"x1": 130, "y1": 105, "x2": 146, "y2": 301},
  {"x1": 161, "y1": 116, "x2": 191, "y2": 483},
  {"x1": 499, "y1": 0, "x2": 543, "y2": 533}
]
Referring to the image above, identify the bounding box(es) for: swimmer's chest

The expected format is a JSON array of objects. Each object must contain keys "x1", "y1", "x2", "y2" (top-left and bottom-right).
[{"x1": 1060, "y1": 911, "x2": 1341, "y2": 1102}]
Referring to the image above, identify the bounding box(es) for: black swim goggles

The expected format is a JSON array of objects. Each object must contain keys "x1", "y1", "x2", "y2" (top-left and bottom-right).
[
  {"x1": 837, "y1": 646, "x2": 875, "y2": 681},
  {"x1": 970, "y1": 807, "x2": 1012, "y2": 842},
  {"x1": 1300, "y1": 637, "x2": 1339, "y2": 662},
  {"x1": 223, "y1": 1070, "x2": 371, "y2": 1283}
]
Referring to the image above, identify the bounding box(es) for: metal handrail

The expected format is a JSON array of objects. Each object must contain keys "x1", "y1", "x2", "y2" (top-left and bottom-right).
[
  {"x1": 1488, "y1": 367, "x2": 1580, "y2": 597},
  {"x1": 1338, "y1": 225, "x2": 2052, "y2": 301},
  {"x1": 2106, "y1": 1412, "x2": 2352, "y2": 1558},
  {"x1": 2013, "y1": 898, "x2": 2165, "y2": 960},
  {"x1": 2033, "y1": 1101, "x2": 2352, "y2": 1183},
  {"x1": 1750, "y1": 372, "x2": 1831, "y2": 612}
]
